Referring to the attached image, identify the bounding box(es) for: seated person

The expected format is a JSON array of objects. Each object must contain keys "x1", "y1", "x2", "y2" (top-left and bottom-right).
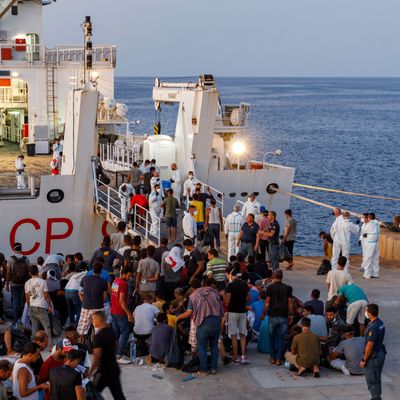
[
  {"x1": 253, "y1": 253, "x2": 268, "y2": 278},
  {"x1": 132, "y1": 294, "x2": 159, "y2": 339},
  {"x1": 162, "y1": 302, "x2": 176, "y2": 328},
  {"x1": 304, "y1": 289, "x2": 324, "y2": 316},
  {"x1": 63, "y1": 327, "x2": 90, "y2": 370},
  {"x1": 0, "y1": 360, "x2": 12, "y2": 399},
  {"x1": 287, "y1": 286, "x2": 304, "y2": 326},
  {"x1": 171, "y1": 288, "x2": 186, "y2": 314},
  {"x1": 328, "y1": 325, "x2": 365, "y2": 375},
  {"x1": 298, "y1": 306, "x2": 328, "y2": 337},
  {"x1": 152, "y1": 291, "x2": 166, "y2": 312},
  {"x1": 245, "y1": 272, "x2": 259, "y2": 306},
  {"x1": 320, "y1": 307, "x2": 346, "y2": 357},
  {"x1": 251, "y1": 289, "x2": 267, "y2": 333},
  {"x1": 147, "y1": 313, "x2": 173, "y2": 364},
  {"x1": 0, "y1": 321, "x2": 19, "y2": 357},
  {"x1": 285, "y1": 317, "x2": 321, "y2": 377}
]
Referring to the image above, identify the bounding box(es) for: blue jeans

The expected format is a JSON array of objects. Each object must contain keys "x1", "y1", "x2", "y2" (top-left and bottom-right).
[
  {"x1": 112, "y1": 314, "x2": 131, "y2": 357},
  {"x1": 65, "y1": 291, "x2": 82, "y2": 326},
  {"x1": 196, "y1": 315, "x2": 221, "y2": 372},
  {"x1": 239, "y1": 242, "x2": 254, "y2": 258},
  {"x1": 365, "y1": 351, "x2": 385, "y2": 400},
  {"x1": 207, "y1": 224, "x2": 221, "y2": 248},
  {"x1": 11, "y1": 285, "x2": 25, "y2": 323},
  {"x1": 269, "y1": 243, "x2": 280, "y2": 270},
  {"x1": 268, "y1": 316, "x2": 288, "y2": 361}
]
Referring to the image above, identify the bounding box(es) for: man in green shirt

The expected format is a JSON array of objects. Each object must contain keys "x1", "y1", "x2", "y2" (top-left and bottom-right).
[
  {"x1": 161, "y1": 189, "x2": 180, "y2": 242},
  {"x1": 206, "y1": 248, "x2": 227, "y2": 291}
]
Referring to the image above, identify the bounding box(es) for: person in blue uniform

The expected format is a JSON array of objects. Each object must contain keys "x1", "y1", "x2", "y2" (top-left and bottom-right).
[{"x1": 360, "y1": 303, "x2": 386, "y2": 400}]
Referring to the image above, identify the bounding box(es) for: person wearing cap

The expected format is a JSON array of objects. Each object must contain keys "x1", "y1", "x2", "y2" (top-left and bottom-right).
[
  {"x1": 241, "y1": 193, "x2": 261, "y2": 219},
  {"x1": 256, "y1": 207, "x2": 270, "y2": 263},
  {"x1": 224, "y1": 205, "x2": 243, "y2": 260},
  {"x1": 328, "y1": 325, "x2": 365, "y2": 376}
]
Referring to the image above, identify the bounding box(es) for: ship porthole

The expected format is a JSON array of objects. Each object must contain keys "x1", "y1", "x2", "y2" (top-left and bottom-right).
[
  {"x1": 241, "y1": 192, "x2": 248, "y2": 197},
  {"x1": 266, "y1": 183, "x2": 279, "y2": 195},
  {"x1": 47, "y1": 189, "x2": 64, "y2": 203},
  {"x1": 229, "y1": 193, "x2": 236, "y2": 198}
]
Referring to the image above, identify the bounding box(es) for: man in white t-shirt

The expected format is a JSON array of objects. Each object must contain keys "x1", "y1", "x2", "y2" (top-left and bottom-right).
[
  {"x1": 110, "y1": 221, "x2": 127, "y2": 251},
  {"x1": 25, "y1": 265, "x2": 53, "y2": 348},
  {"x1": 132, "y1": 294, "x2": 159, "y2": 337},
  {"x1": 326, "y1": 256, "x2": 353, "y2": 301}
]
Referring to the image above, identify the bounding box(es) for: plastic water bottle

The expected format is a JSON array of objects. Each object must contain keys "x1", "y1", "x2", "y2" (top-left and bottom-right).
[
  {"x1": 284, "y1": 361, "x2": 290, "y2": 369},
  {"x1": 129, "y1": 334, "x2": 137, "y2": 361}
]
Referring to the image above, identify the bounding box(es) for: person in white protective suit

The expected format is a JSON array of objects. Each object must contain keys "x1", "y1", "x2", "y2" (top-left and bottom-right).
[
  {"x1": 331, "y1": 210, "x2": 359, "y2": 270},
  {"x1": 15, "y1": 154, "x2": 26, "y2": 189},
  {"x1": 241, "y1": 193, "x2": 261, "y2": 219},
  {"x1": 183, "y1": 171, "x2": 199, "y2": 209},
  {"x1": 358, "y1": 213, "x2": 369, "y2": 272},
  {"x1": 148, "y1": 183, "x2": 162, "y2": 236},
  {"x1": 224, "y1": 204, "x2": 243, "y2": 260},
  {"x1": 170, "y1": 163, "x2": 182, "y2": 200},
  {"x1": 362, "y1": 212, "x2": 380, "y2": 279},
  {"x1": 118, "y1": 183, "x2": 135, "y2": 222}
]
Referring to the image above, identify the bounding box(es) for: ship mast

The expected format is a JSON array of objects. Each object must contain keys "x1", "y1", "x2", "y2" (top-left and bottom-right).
[{"x1": 82, "y1": 16, "x2": 93, "y2": 88}]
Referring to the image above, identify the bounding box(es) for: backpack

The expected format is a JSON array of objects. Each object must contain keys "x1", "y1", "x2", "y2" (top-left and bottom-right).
[
  {"x1": 11, "y1": 256, "x2": 29, "y2": 285},
  {"x1": 317, "y1": 259, "x2": 332, "y2": 275},
  {"x1": 125, "y1": 249, "x2": 140, "y2": 273}
]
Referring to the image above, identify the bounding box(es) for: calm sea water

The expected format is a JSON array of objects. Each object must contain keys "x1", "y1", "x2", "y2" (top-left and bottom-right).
[{"x1": 115, "y1": 77, "x2": 400, "y2": 256}]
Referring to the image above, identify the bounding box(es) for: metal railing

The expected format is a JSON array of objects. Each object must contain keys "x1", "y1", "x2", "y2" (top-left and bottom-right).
[
  {"x1": 0, "y1": 172, "x2": 37, "y2": 196},
  {"x1": 95, "y1": 179, "x2": 125, "y2": 221},
  {"x1": 0, "y1": 87, "x2": 27, "y2": 104},
  {"x1": 197, "y1": 180, "x2": 224, "y2": 215},
  {"x1": 0, "y1": 42, "x2": 44, "y2": 63},
  {"x1": 132, "y1": 203, "x2": 161, "y2": 247},
  {"x1": 99, "y1": 143, "x2": 141, "y2": 171},
  {"x1": 45, "y1": 45, "x2": 116, "y2": 67}
]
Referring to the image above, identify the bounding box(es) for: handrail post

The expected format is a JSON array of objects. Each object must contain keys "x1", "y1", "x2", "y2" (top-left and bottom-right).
[
  {"x1": 30, "y1": 176, "x2": 35, "y2": 196},
  {"x1": 107, "y1": 186, "x2": 110, "y2": 212}
]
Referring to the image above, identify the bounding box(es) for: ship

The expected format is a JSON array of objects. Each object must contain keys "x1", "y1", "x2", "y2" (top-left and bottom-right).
[{"x1": 0, "y1": 1, "x2": 294, "y2": 258}]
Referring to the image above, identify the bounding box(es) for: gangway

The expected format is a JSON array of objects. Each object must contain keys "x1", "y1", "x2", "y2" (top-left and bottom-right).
[{"x1": 92, "y1": 158, "x2": 160, "y2": 246}]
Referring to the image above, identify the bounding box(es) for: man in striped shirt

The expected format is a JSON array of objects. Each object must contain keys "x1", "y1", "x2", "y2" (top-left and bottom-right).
[
  {"x1": 206, "y1": 249, "x2": 228, "y2": 291},
  {"x1": 224, "y1": 205, "x2": 243, "y2": 259}
]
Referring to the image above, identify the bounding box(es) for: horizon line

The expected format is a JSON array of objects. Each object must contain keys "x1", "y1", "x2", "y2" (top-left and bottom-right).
[{"x1": 115, "y1": 75, "x2": 400, "y2": 79}]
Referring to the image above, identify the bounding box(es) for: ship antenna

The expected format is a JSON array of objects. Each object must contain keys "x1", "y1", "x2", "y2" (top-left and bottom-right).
[{"x1": 82, "y1": 16, "x2": 93, "y2": 88}]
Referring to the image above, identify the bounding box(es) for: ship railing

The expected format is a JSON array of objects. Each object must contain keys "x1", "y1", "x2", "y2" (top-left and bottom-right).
[
  {"x1": 95, "y1": 179, "x2": 125, "y2": 221},
  {"x1": 0, "y1": 87, "x2": 28, "y2": 105},
  {"x1": 0, "y1": 172, "x2": 37, "y2": 196},
  {"x1": 132, "y1": 204, "x2": 161, "y2": 247},
  {"x1": 197, "y1": 180, "x2": 224, "y2": 215},
  {"x1": 99, "y1": 143, "x2": 141, "y2": 172},
  {"x1": 44, "y1": 45, "x2": 116, "y2": 67},
  {"x1": 0, "y1": 42, "x2": 43, "y2": 64}
]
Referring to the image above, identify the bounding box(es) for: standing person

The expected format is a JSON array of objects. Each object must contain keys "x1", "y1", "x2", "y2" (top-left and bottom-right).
[
  {"x1": 77, "y1": 262, "x2": 108, "y2": 341},
  {"x1": 330, "y1": 207, "x2": 344, "y2": 270},
  {"x1": 335, "y1": 211, "x2": 359, "y2": 270},
  {"x1": 282, "y1": 209, "x2": 297, "y2": 270},
  {"x1": 89, "y1": 237, "x2": 121, "y2": 273},
  {"x1": 111, "y1": 265, "x2": 134, "y2": 364},
  {"x1": 359, "y1": 213, "x2": 369, "y2": 272},
  {"x1": 360, "y1": 304, "x2": 386, "y2": 400},
  {"x1": 256, "y1": 207, "x2": 270, "y2": 263},
  {"x1": 190, "y1": 193, "x2": 205, "y2": 241},
  {"x1": 25, "y1": 265, "x2": 53, "y2": 348},
  {"x1": 48, "y1": 349, "x2": 84, "y2": 400},
  {"x1": 183, "y1": 239, "x2": 204, "y2": 284},
  {"x1": 170, "y1": 163, "x2": 182, "y2": 200},
  {"x1": 176, "y1": 278, "x2": 224, "y2": 375},
  {"x1": 224, "y1": 267, "x2": 251, "y2": 364},
  {"x1": 129, "y1": 192, "x2": 149, "y2": 227},
  {"x1": 241, "y1": 193, "x2": 261, "y2": 219},
  {"x1": 362, "y1": 213, "x2": 380, "y2": 279},
  {"x1": 136, "y1": 245, "x2": 160, "y2": 299},
  {"x1": 15, "y1": 154, "x2": 26, "y2": 189},
  {"x1": 161, "y1": 189, "x2": 180, "y2": 242},
  {"x1": 5, "y1": 242, "x2": 30, "y2": 324},
  {"x1": 89, "y1": 312, "x2": 126, "y2": 400},
  {"x1": 127, "y1": 161, "x2": 142, "y2": 193},
  {"x1": 264, "y1": 211, "x2": 280, "y2": 270},
  {"x1": 204, "y1": 199, "x2": 223, "y2": 250},
  {"x1": 206, "y1": 248, "x2": 228, "y2": 291},
  {"x1": 236, "y1": 214, "x2": 260, "y2": 259},
  {"x1": 260, "y1": 269, "x2": 292, "y2": 366},
  {"x1": 326, "y1": 256, "x2": 353, "y2": 302},
  {"x1": 118, "y1": 184, "x2": 135, "y2": 222},
  {"x1": 149, "y1": 183, "x2": 162, "y2": 236},
  {"x1": 110, "y1": 221, "x2": 127, "y2": 251},
  {"x1": 194, "y1": 183, "x2": 214, "y2": 220},
  {"x1": 182, "y1": 204, "x2": 197, "y2": 242},
  {"x1": 183, "y1": 171, "x2": 199, "y2": 207},
  {"x1": 142, "y1": 166, "x2": 155, "y2": 196},
  {"x1": 12, "y1": 342, "x2": 49, "y2": 400},
  {"x1": 224, "y1": 205, "x2": 243, "y2": 260}
]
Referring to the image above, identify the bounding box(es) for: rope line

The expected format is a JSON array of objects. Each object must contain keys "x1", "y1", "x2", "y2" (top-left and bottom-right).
[{"x1": 293, "y1": 183, "x2": 400, "y2": 202}]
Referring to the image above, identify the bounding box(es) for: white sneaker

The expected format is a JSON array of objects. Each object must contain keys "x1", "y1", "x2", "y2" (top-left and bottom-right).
[
  {"x1": 117, "y1": 356, "x2": 131, "y2": 365},
  {"x1": 341, "y1": 365, "x2": 351, "y2": 376}
]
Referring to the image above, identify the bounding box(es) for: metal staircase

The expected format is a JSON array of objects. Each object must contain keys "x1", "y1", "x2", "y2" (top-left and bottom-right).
[
  {"x1": 0, "y1": 0, "x2": 18, "y2": 19},
  {"x1": 46, "y1": 63, "x2": 58, "y2": 140}
]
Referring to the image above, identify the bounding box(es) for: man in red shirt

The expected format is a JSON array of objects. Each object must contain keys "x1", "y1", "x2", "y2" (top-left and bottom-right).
[
  {"x1": 111, "y1": 265, "x2": 134, "y2": 364},
  {"x1": 129, "y1": 193, "x2": 149, "y2": 227}
]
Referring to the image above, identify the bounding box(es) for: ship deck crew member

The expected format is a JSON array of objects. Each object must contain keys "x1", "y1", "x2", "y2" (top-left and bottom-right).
[
  {"x1": 224, "y1": 205, "x2": 243, "y2": 260},
  {"x1": 170, "y1": 163, "x2": 182, "y2": 200},
  {"x1": 15, "y1": 154, "x2": 26, "y2": 189},
  {"x1": 362, "y1": 213, "x2": 380, "y2": 279}
]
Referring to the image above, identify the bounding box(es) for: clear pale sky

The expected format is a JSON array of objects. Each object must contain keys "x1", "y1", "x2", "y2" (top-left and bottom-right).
[{"x1": 43, "y1": 0, "x2": 400, "y2": 77}]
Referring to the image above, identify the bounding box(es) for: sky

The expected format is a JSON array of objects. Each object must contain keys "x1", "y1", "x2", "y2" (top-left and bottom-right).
[{"x1": 43, "y1": 0, "x2": 400, "y2": 77}]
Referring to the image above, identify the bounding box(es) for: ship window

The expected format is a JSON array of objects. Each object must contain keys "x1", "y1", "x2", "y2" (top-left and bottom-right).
[
  {"x1": 229, "y1": 193, "x2": 236, "y2": 198},
  {"x1": 253, "y1": 191, "x2": 259, "y2": 196},
  {"x1": 217, "y1": 192, "x2": 223, "y2": 199},
  {"x1": 266, "y1": 183, "x2": 279, "y2": 195},
  {"x1": 47, "y1": 189, "x2": 64, "y2": 203},
  {"x1": 240, "y1": 192, "x2": 248, "y2": 197},
  {"x1": 11, "y1": 6, "x2": 18, "y2": 15}
]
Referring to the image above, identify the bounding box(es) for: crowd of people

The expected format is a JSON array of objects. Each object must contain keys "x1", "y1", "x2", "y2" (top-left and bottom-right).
[{"x1": 2, "y1": 159, "x2": 387, "y2": 400}]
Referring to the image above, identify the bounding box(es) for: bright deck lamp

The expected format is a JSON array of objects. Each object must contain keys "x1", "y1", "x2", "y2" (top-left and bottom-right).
[{"x1": 231, "y1": 141, "x2": 246, "y2": 170}]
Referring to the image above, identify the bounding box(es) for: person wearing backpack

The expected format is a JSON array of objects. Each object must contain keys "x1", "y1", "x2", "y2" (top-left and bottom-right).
[{"x1": 5, "y1": 243, "x2": 30, "y2": 324}]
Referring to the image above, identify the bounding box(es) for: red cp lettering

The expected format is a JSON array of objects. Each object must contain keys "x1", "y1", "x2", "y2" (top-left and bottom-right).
[
  {"x1": 10, "y1": 218, "x2": 41, "y2": 256},
  {"x1": 45, "y1": 218, "x2": 74, "y2": 254}
]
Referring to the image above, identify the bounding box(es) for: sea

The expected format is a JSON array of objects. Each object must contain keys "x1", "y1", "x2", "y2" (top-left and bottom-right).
[{"x1": 115, "y1": 77, "x2": 400, "y2": 256}]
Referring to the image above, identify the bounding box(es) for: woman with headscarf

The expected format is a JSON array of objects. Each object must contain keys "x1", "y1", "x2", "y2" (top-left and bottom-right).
[{"x1": 163, "y1": 245, "x2": 185, "y2": 301}]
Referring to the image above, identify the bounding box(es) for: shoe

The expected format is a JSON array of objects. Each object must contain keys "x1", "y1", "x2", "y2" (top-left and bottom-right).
[
  {"x1": 341, "y1": 365, "x2": 351, "y2": 376},
  {"x1": 210, "y1": 369, "x2": 217, "y2": 375},
  {"x1": 289, "y1": 365, "x2": 298, "y2": 372},
  {"x1": 363, "y1": 276, "x2": 371, "y2": 279},
  {"x1": 117, "y1": 356, "x2": 131, "y2": 365},
  {"x1": 232, "y1": 358, "x2": 240, "y2": 365},
  {"x1": 371, "y1": 276, "x2": 379, "y2": 279},
  {"x1": 275, "y1": 360, "x2": 282, "y2": 367},
  {"x1": 223, "y1": 356, "x2": 232, "y2": 365},
  {"x1": 269, "y1": 358, "x2": 276, "y2": 365},
  {"x1": 240, "y1": 356, "x2": 250, "y2": 365},
  {"x1": 313, "y1": 372, "x2": 320, "y2": 378}
]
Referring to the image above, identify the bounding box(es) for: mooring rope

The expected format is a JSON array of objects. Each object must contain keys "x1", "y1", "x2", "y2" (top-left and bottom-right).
[{"x1": 293, "y1": 183, "x2": 400, "y2": 202}]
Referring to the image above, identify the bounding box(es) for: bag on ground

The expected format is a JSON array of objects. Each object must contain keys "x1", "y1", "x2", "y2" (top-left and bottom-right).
[
  {"x1": 257, "y1": 317, "x2": 271, "y2": 354},
  {"x1": 166, "y1": 327, "x2": 183, "y2": 369},
  {"x1": 317, "y1": 259, "x2": 332, "y2": 275}
]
